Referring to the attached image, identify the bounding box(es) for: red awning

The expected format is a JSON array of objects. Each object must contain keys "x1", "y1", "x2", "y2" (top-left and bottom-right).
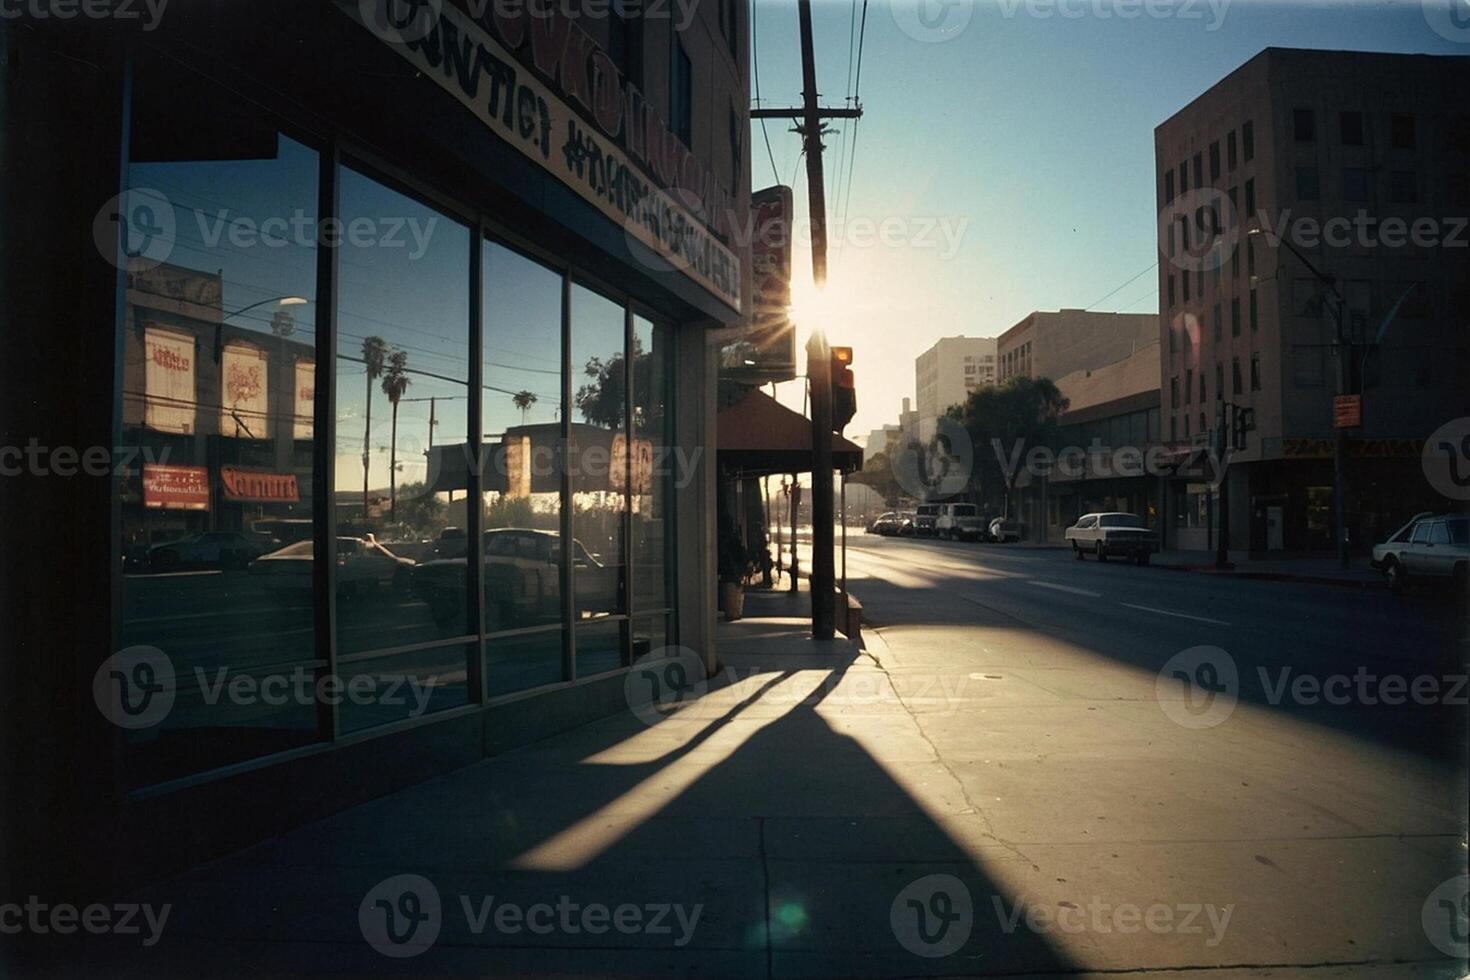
[{"x1": 717, "y1": 385, "x2": 863, "y2": 478}]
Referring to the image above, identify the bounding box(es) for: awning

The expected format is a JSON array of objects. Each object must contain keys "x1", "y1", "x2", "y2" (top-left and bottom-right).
[{"x1": 717, "y1": 384, "x2": 863, "y2": 479}]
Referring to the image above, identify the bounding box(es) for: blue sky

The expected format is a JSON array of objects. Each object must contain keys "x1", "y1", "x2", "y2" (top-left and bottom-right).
[{"x1": 749, "y1": 0, "x2": 1468, "y2": 437}]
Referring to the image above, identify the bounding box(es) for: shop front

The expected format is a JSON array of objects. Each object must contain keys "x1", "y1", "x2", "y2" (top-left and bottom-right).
[{"x1": 3, "y1": 0, "x2": 748, "y2": 895}]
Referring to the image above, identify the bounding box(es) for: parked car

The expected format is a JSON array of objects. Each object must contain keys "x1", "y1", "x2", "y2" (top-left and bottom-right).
[
  {"x1": 1371, "y1": 512, "x2": 1468, "y2": 594},
  {"x1": 148, "y1": 531, "x2": 266, "y2": 570},
  {"x1": 897, "y1": 512, "x2": 917, "y2": 536},
  {"x1": 869, "y1": 512, "x2": 900, "y2": 535},
  {"x1": 248, "y1": 536, "x2": 415, "y2": 597},
  {"x1": 914, "y1": 504, "x2": 940, "y2": 537},
  {"x1": 935, "y1": 503, "x2": 986, "y2": 541},
  {"x1": 988, "y1": 518, "x2": 1022, "y2": 544},
  {"x1": 1065, "y1": 512, "x2": 1158, "y2": 564}
]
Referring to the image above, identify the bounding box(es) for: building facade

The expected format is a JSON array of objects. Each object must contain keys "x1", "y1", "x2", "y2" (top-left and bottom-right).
[
  {"x1": 996, "y1": 310, "x2": 1157, "y2": 385},
  {"x1": 914, "y1": 335, "x2": 997, "y2": 420},
  {"x1": 1156, "y1": 47, "x2": 1469, "y2": 554},
  {"x1": 2, "y1": 0, "x2": 750, "y2": 897}
]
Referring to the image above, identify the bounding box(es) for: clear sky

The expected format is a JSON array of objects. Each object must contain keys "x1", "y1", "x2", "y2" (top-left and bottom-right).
[{"x1": 749, "y1": 0, "x2": 1468, "y2": 440}]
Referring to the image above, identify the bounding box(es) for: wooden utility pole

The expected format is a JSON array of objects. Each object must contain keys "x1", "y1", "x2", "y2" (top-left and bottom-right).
[{"x1": 751, "y1": 0, "x2": 861, "y2": 640}]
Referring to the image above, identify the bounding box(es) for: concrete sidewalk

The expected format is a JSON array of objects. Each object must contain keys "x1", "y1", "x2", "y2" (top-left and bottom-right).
[{"x1": 40, "y1": 599, "x2": 1463, "y2": 978}]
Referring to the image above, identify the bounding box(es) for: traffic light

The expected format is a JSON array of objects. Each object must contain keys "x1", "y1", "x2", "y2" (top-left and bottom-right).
[{"x1": 831, "y1": 346, "x2": 856, "y2": 432}]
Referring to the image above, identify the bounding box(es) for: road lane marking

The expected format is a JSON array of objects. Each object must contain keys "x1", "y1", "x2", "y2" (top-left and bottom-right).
[
  {"x1": 1119, "y1": 602, "x2": 1231, "y2": 627},
  {"x1": 1028, "y1": 581, "x2": 1102, "y2": 598}
]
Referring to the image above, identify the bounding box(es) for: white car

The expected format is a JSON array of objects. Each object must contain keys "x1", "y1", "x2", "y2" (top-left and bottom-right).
[
  {"x1": 935, "y1": 503, "x2": 986, "y2": 541},
  {"x1": 1370, "y1": 513, "x2": 1468, "y2": 594},
  {"x1": 1065, "y1": 512, "x2": 1158, "y2": 564}
]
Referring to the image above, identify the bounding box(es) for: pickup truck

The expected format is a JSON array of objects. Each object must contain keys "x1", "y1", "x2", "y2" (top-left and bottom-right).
[{"x1": 1065, "y1": 512, "x2": 1158, "y2": 564}]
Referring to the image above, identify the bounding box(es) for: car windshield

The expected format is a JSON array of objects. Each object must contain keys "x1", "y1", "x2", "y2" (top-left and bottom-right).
[
  {"x1": 1100, "y1": 514, "x2": 1146, "y2": 528},
  {"x1": 1448, "y1": 519, "x2": 1468, "y2": 545}
]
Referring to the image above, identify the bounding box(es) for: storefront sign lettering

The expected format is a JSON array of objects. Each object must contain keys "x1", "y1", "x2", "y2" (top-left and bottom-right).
[
  {"x1": 143, "y1": 464, "x2": 210, "y2": 511},
  {"x1": 220, "y1": 466, "x2": 300, "y2": 504}
]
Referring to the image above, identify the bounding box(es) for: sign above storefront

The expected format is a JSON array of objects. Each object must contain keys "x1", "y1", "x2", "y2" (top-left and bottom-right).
[
  {"x1": 340, "y1": 0, "x2": 742, "y2": 314},
  {"x1": 721, "y1": 185, "x2": 795, "y2": 383},
  {"x1": 143, "y1": 464, "x2": 210, "y2": 511},
  {"x1": 1332, "y1": 394, "x2": 1361, "y2": 429},
  {"x1": 221, "y1": 466, "x2": 300, "y2": 504}
]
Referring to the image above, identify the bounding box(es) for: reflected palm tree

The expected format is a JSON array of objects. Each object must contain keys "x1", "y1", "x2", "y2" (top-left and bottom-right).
[
  {"x1": 382, "y1": 349, "x2": 411, "y2": 522},
  {"x1": 360, "y1": 336, "x2": 388, "y2": 519},
  {"x1": 513, "y1": 389, "x2": 538, "y2": 425}
]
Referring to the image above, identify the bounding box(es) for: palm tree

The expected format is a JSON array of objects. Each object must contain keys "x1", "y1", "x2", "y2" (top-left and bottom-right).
[
  {"x1": 360, "y1": 336, "x2": 388, "y2": 520},
  {"x1": 381, "y1": 349, "x2": 411, "y2": 522},
  {"x1": 512, "y1": 390, "x2": 537, "y2": 425}
]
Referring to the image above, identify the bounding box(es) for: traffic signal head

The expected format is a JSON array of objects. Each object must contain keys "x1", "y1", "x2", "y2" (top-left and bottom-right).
[{"x1": 831, "y1": 347, "x2": 856, "y2": 433}]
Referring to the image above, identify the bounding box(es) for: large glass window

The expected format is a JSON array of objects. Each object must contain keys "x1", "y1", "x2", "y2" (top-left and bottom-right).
[
  {"x1": 631, "y1": 315, "x2": 676, "y2": 658},
  {"x1": 570, "y1": 284, "x2": 630, "y2": 676},
  {"x1": 482, "y1": 242, "x2": 566, "y2": 695},
  {"x1": 332, "y1": 166, "x2": 471, "y2": 732},
  {"x1": 116, "y1": 59, "x2": 323, "y2": 786}
]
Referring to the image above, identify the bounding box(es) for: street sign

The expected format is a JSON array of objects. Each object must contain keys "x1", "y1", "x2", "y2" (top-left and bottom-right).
[{"x1": 1333, "y1": 394, "x2": 1362, "y2": 429}]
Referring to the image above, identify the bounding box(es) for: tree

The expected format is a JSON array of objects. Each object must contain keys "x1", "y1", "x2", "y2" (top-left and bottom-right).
[
  {"x1": 848, "y1": 451, "x2": 905, "y2": 506},
  {"x1": 381, "y1": 348, "x2": 411, "y2": 522},
  {"x1": 360, "y1": 335, "x2": 388, "y2": 518},
  {"x1": 512, "y1": 390, "x2": 538, "y2": 425},
  {"x1": 575, "y1": 336, "x2": 653, "y2": 431},
  {"x1": 949, "y1": 376, "x2": 1069, "y2": 516}
]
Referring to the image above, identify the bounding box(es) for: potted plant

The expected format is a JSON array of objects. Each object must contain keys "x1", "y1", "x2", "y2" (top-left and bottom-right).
[{"x1": 717, "y1": 524, "x2": 749, "y2": 621}]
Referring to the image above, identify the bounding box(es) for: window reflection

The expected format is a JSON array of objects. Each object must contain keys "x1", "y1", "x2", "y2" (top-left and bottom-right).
[
  {"x1": 117, "y1": 59, "x2": 322, "y2": 786},
  {"x1": 333, "y1": 166, "x2": 471, "y2": 731},
  {"x1": 482, "y1": 243, "x2": 567, "y2": 694},
  {"x1": 632, "y1": 316, "x2": 674, "y2": 618}
]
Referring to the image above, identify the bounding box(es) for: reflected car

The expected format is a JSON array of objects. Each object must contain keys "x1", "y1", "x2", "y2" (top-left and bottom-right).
[
  {"x1": 148, "y1": 531, "x2": 266, "y2": 570},
  {"x1": 1371, "y1": 513, "x2": 1469, "y2": 594},
  {"x1": 412, "y1": 528, "x2": 620, "y2": 632},
  {"x1": 1065, "y1": 512, "x2": 1157, "y2": 564},
  {"x1": 869, "y1": 512, "x2": 900, "y2": 535},
  {"x1": 248, "y1": 536, "x2": 414, "y2": 597}
]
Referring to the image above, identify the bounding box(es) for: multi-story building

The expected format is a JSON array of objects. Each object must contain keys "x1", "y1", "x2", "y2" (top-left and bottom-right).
[
  {"x1": 996, "y1": 310, "x2": 1157, "y2": 385},
  {"x1": 863, "y1": 424, "x2": 900, "y2": 464},
  {"x1": 914, "y1": 335, "x2": 997, "y2": 419},
  {"x1": 1156, "y1": 48, "x2": 1470, "y2": 553}
]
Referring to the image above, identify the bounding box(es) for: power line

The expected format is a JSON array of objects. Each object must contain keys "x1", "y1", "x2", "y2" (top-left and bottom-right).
[{"x1": 1084, "y1": 261, "x2": 1158, "y2": 311}]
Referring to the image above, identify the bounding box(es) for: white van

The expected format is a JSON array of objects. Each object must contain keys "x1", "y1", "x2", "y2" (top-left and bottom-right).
[
  {"x1": 935, "y1": 503, "x2": 985, "y2": 541},
  {"x1": 914, "y1": 504, "x2": 941, "y2": 537}
]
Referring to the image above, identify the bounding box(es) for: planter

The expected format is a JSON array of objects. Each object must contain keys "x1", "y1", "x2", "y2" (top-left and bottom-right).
[{"x1": 719, "y1": 581, "x2": 745, "y2": 621}]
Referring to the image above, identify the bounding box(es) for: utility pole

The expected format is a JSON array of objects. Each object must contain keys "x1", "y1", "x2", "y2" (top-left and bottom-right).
[{"x1": 751, "y1": 0, "x2": 862, "y2": 640}]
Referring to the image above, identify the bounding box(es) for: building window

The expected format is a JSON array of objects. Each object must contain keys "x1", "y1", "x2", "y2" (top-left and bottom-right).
[
  {"x1": 1183, "y1": 413, "x2": 1190, "y2": 439},
  {"x1": 1343, "y1": 167, "x2": 1369, "y2": 201},
  {"x1": 1340, "y1": 111, "x2": 1363, "y2": 146},
  {"x1": 1171, "y1": 376, "x2": 1180, "y2": 409},
  {"x1": 1185, "y1": 368, "x2": 1193, "y2": 404},
  {"x1": 1244, "y1": 178, "x2": 1255, "y2": 216},
  {"x1": 1232, "y1": 357, "x2": 1243, "y2": 395},
  {"x1": 1249, "y1": 289, "x2": 1258, "y2": 331},
  {"x1": 631, "y1": 315, "x2": 677, "y2": 655},
  {"x1": 1193, "y1": 151, "x2": 1203, "y2": 189},
  {"x1": 1178, "y1": 160, "x2": 1188, "y2": 194},
  {"x1": 609, "y1": 8, "x2": 644, "y2": 93},
  {"x1": 1231, "y1": 297, "x2": 1241, "y2": 336},
  {"x1": 1243, "y1": 120, "x2": 1254, "y2": 161},
  {"x1": 1213, "y1": 302, "x2": 1222, "y2": 342},
  {"x1": 1171, "y1": 416, "x2": 1178, "y2": 441},
  {"x1": 1296, "y1": 166, "x2": 1320, "y2": 201},
  {"x1": 1293, "y1": 108, "x2": 1315, "y2": 141},
  {"x1": 720, "y1": 0, "x2": 739, "y2": 59},
  {"x1": 1389, "y1": 170, "x2": 1417, "y2": 203},
  {"x1": 670, "y1": 41, "x2": 693, "y2": 146},
  {"x1": 1164, "y1": 170, "x2": 1174, "y2": 203},
  {"x1": 1209, "y1": 141, "x2": 1220, "y2": 182},
  {"x1": 1390, "y1": 113, "x2": 1416, "y2": 149},
  {"x1": 1250, "y1": 352, "x2": 1261, "y2": 390},
  {"x1": 335, "y1": 166, "x2": 474, "y2": 733},
  {"x1": 1247, "y1": 235, "x2": 1255, "y2": 279},
  {"x1": 1167, "y1": 274, "x2": 1176, "y2": 307},
  {"x1": 1227, "y1": 130, "x2": 1237, "y2": 170},
  {"x1": 1215, "y1": 362, "x2": 1224, "y2": 400},
  {"x1": 1293, "y1": 345, "x2": 1325, "y2": 386},
  {"x1": 1199, "y1": 370, "x2": 1207, "y2": 403}
]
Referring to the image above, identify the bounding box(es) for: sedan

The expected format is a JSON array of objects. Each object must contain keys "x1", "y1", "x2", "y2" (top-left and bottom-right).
[{"x1": 1065, "y1": 512, "x2": 1157, "y2": 564}]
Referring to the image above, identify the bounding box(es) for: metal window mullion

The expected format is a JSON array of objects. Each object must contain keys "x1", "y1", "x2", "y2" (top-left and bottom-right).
[
  {"x1": 314, "y1": 141, "x2": 341, "y2": 743},
  {"x1": 560, "y1": 272, "x2": 575, "y2": 681},
  {"x1": 623, "y1": 304, "x2": 635, "y2": 665},
  {"x1": 467, "y1": 229, "x2": 485, "y2": 704}
]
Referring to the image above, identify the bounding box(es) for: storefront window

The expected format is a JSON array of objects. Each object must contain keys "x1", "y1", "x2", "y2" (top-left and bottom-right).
[
  {"x1": 332, "y1": 166, "x2": 471, "y2": 731},
  {"x1": 631, "y1": 315, "x2": 675, "y2": 657},
  {"x1": 482, "y1": 242, "x2": 566, "y2": 694},
  {"x1": 116, "y1": 60, "x2": 323, "y2": 785},
  {"x1": 570, "y1": 284, "x2": 630, "y2": 676}
]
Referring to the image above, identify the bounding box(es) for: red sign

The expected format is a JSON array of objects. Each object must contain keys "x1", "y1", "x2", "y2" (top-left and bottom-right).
[
  {"x1": 1333, "y1": 394, "x2": 1362, "y2": 429},
  {"x1": 143, "y1": 464, "x2": 210, "y2": 511},
  {"x1": 220, "y1": 466, "x2": 299, "y2": 504}
]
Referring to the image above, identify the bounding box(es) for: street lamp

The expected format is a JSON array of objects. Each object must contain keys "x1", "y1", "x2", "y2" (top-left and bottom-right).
[
  {"x1": 215, "y1": 296, "x2": 309, "y2": 360},
  {"x1": 1247, "y1": 227, "x2": 1351, "y2": 568}
]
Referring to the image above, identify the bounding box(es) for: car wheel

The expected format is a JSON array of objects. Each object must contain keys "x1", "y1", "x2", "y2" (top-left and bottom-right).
[
  {"x1": 1095, "y1": 542, "x2": 1107, "y2": 562},
  {"x1": 1384, "y1": 559, "x2": 1405, "y2": 594},
  {"x1": 1073, "y1": 543, "x2": 1084, "y2": 560}
]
